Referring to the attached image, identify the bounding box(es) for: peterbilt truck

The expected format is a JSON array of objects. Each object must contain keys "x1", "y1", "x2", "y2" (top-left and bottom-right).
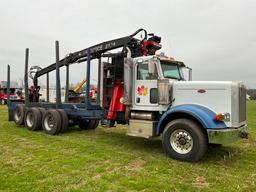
[
  {"x1": 123, "y1": 54, "x2": 247, "y2": 161},
  {"x1": 8, "y1": 29, "x2": 247, "y2": 162}
]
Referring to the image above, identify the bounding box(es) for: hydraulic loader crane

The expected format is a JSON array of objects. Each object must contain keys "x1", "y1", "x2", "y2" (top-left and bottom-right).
[
  {"x1": 27, "y1": 29, "x2": 161, "y2": 106},
  {"x1": 32, "y1": 29, "x2": 161, "y2": 97}
]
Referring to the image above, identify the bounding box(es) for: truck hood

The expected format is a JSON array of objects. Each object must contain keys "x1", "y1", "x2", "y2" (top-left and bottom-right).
[{"x1": 171, "y1": 80, "x2": 246, "y2": 128}]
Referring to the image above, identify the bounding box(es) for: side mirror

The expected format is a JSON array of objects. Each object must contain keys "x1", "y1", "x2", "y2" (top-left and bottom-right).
[
  {"x1": 183, "y1": 67, "x2": 192, "y2": 81},
  {"x1": 148, "y1": 59, "x2": 155, "y2": 74}
]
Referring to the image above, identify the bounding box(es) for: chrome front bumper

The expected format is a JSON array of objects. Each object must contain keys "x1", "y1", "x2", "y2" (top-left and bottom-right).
[{"x1": 207, "y1": 125, "x2": 247, "y2": 145}]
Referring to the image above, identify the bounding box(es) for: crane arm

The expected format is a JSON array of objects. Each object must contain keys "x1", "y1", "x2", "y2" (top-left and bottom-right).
[{"x1": 34, "y1": 29, "x2": 149, "y2": 79}]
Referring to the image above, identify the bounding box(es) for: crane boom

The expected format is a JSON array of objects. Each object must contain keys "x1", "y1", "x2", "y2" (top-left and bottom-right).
[
  {"x1": 33, "y1": 28, "x2": 161, "y2": 87},
  {"x1": 34, "y1": 29, "x2": 151, "y2": 79}
]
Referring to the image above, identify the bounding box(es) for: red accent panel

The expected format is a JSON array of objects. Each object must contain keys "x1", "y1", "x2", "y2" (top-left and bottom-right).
[
  {"x1": 141, "y1": 40, "x2": 162, "y2": 55},
  {"x1": 107, "y1": 83, "x2": 125, "y2": 120}
]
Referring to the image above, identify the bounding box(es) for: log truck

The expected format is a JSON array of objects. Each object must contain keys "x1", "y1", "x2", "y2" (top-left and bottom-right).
[{"x1": 7, "y1": 29, "x2": 247, "y2": 162}]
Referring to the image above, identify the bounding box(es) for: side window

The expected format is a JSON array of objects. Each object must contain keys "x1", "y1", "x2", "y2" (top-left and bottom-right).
[
  {"x1": 150, "y1": 88, "x2": 158, "y2": 103},
  {"x1": 137, "y1": 63, "x2": 148, "y2": 80},
  {"x1": 137, "y1": 63, "x2": 158, "y2": 80}
]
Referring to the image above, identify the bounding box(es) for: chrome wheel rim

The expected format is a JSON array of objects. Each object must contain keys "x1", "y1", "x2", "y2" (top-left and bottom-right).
[
  {"x1": 170, "y1": 129, "x2": 193, "y2": 154},
  {"x1": 26, "y1": 112, "x2": 34, "y2": 127},
  {"x1": 44, "y1": 114, "x2": 55, "y2": 131},
  {"x1": 14, "y1": 109, "x2": 21, "y2": 121}
]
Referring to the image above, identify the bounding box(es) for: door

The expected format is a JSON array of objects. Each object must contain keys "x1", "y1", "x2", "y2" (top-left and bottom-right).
[{"x1": 134, "y1": 60, "x2": 159, "y2": 107}]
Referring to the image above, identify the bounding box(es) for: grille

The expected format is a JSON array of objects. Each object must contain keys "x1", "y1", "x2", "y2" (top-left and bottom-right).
[{"x1": 239, "y1": 85, "x2": 246, "y2": 122}]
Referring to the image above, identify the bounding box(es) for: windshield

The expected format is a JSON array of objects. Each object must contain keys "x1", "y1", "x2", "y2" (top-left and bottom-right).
[{"x1": 161, "y1": 60, "x2": 183, "y2": 80}]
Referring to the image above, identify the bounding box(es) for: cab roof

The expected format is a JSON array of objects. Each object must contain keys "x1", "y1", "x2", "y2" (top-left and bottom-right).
[{"x1": 159, "y1": 58, "x2": 185, "y2": 67}]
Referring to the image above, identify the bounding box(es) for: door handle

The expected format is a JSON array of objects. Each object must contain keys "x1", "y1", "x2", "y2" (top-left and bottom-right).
[{"x1": 136, "y1": 97, "x2": 140, "y2": 103}]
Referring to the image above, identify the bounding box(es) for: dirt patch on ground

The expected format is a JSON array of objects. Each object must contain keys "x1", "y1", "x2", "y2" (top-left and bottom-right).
[
  {"x1": 127, "y1": 158, "x2": 146, "y2": 171},
  {"x1": 106, "y1": 158, "x2": 145, "y2": 175},
  {"x1": 192, "y1": 176, "x2": 210, "y2": 189},
  {"x1": 84, "y1": 160, "x2": 110, "y2": 172},
  {"x1": 92, "y1": 173, "x2": 102, "y2": 180}
]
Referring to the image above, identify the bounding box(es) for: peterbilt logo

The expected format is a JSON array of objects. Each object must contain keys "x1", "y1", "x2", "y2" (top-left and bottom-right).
[{"x1": 197, "y1": 89, "x2": 206, "y2": 93}]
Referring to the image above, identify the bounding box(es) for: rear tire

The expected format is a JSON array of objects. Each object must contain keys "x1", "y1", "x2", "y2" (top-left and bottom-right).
[
  {"x1": 25, "y1": 108, "x2": 42, "y2": 131},
  {"x1": 162, "y1": 118, "x2": 208, "y2": 162},
  {"x1": 94, "y1": 120, "x2": 99, "y2": 129},
  {"x1": 8, "y1": 109, "x2": 14, "y2": 121},
  {"x1": 37, "y1": 108, "x2": 46, "y2": 130},
  {"x1": 88, "y1": 120, "x2": 99, "y2": 129},
  {"x1": 78, "y1": 120, "x2": 90, "y2": 130},
  {"x1": 38, "y1": 107, "x2": 46, "y2": 116},
  {"x1": 79, "y1": 120, "x2": 99, "y2": 130},
  {"x1": 57, "y1": 109, "x2": 69, "y2": 132},
  {"x1": 42, "y1": 109, "x2": 62, "y2": 135},
  {"x1": 68, "y1": 120, "x2": 76, "y2": 127},
  {"x1": 14, "y1": 104, "x2": 25, "y2": 125}
]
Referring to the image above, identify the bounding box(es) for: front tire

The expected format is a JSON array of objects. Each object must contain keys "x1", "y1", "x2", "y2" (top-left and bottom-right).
[{"x1": 162, "y1": 118, "x2": 208, "y2": 162}]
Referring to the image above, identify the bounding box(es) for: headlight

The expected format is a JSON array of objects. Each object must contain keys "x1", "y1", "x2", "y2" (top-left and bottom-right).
[{"x1": 215, "y1": 113, "x2": 230, "y2": 122}]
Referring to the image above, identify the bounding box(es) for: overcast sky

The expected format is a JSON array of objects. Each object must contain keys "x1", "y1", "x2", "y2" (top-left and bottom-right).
[{"x1": 0, "y1": 0, "x2": 255, "y2": 88}]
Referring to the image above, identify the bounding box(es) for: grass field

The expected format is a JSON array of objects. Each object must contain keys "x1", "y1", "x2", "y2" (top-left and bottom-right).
[{"x1": 0, "y1": 102, "x2": 256, "y2": 192}]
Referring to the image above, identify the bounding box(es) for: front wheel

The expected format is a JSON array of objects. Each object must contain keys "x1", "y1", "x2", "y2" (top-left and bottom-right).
[{"x1": 162, "y1": 118, "x2": 208, "y2": 162}]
